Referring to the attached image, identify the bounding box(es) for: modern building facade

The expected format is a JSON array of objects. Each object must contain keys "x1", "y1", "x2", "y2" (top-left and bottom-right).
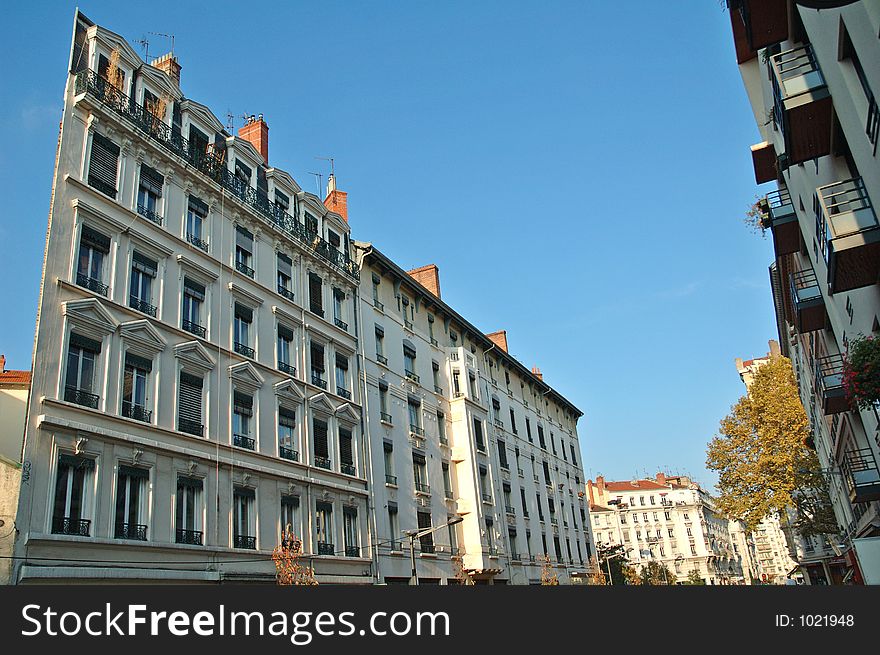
[
  {"x1": 587, "y1": 473, "x2": 752, "y2": 584},
  {"x1": 725, "y1": 0, "x2": 880, "y2": 584}
]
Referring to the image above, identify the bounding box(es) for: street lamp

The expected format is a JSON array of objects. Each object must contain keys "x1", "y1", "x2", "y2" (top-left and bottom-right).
[
  {"x1": 404, "y1": 515, "x2": 463, "y2": 585},
  {"x1": 603, "y1": 546, "x2": 633, "y2": 586}
]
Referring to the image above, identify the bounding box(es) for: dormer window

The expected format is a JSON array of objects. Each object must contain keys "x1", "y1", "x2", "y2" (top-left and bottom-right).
[{"x1": 234, "y1": 159, "x2": 251, "y2": 188}]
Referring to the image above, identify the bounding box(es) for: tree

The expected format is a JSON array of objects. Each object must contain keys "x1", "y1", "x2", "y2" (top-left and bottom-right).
[
  {"x1": 683, "y1": 570, "x2": 705, "y2": 585},
  {"x1": 706, "y1": 355, "x2": 830, "y2": 532},
  {"x1": 451, "y1": 555, "x2": 474, "y2": 585},
  {"x1": 538, "y1": 554, "x2": 559, "y2": 585},
  {"x1": 596, "y1": 543, "x2": 637, "y2": 585},
  {"x1": 272, "y1": 528, "x2": 318, "y2": 586},
  {"x1": 636, "y1": 561, "x2": 674, "y2": 586}
]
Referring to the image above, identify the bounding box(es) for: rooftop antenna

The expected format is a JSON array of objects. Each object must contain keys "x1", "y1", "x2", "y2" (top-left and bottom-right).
[
  {"x1": 148, "y1": 31, "x2": 175, "y2": 56},
  {"x1": 315, "y1": 156, "x2": 335, "y2": 178},
  {"x1": 307, "y1": 172, "x2": 323, "y2": 197},
  {"x1": 136, "y1": 36, "x2": 150, "y2": 62},
  {"x1": 226, "y1": 111, "x2": 234, "y2": 132}
]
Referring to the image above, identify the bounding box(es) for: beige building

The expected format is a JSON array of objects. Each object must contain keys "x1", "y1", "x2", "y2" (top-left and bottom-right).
[
  {"x1": 725, "y1": 0, "x2": 880, "y2": 584},
  {"x1": 0, "y1": 355, "x2": 30, "y2": 584},
  {"x1": 588, "y1": 473, "x2": 751, "y2": 584}
]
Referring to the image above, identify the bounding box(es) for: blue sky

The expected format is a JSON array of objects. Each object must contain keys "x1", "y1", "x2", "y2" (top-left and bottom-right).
[{"x1": 0, "y1": 1, "x2": 777, "y2": 489}]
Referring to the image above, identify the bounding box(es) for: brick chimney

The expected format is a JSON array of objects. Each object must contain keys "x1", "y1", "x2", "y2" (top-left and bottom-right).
[
  {"x1": 531, "y1": 366, "x2": 542, "y2": 381},
  {"x1": 151, "y1": 53, "x2": 181, "y2": 85},
  {"x1": 406, "y1": 264, "x2": 441, "y2": 298},
  {"x1": 323, "y1": 174, "x2": 348, "y2": 223},
  {"x1": 769, "y1": 339, "x2": 781, "y2": 357},
  {"x1": 238, "y1": 115, "x2": 269, "y2": 164},
  {"x1": 0, "y1": 354, "x2": 5, "y2": 373},
  {"x1": 486, "y1": 330, "x2": 508, "y2": 353},
  {"x1": 656, "y1": 472, "x2": 667, "y2": 486}
]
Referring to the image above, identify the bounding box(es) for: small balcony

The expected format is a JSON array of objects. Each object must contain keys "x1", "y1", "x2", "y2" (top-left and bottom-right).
[
  {"x1": 405, "y1": 370, "x2": 420, "y2": 383},
  {"x1": 52, "y1": 516, "x2": 91, "y2": 536},
  {"x1": 415, "y1": 482, "x2": 431, "y2": 495},
  {"x1": 311, "y1": 373, "x2": 327, "y2": 389},
  {"x1": 176, "y1": 529, "x2": 203, "y2": 545},
  {"x1": 760, "y1": 189, "x2": 799, "y2": 257},
  {"x1": 129, "y1": 296, "x2": 157, "y2": 318},
  {"x1": 137, "y1": 203, "x2": 163, "y2": 225},
  {"x1": 373, "y1": 299, "x2": 384, "y2": 311},
  {"x1": 482, "y1": 492, "x2": 493, "y2": 503},
  {"x1": 277, "y1": 285, "x2": 295, "y2": 301},
  {"x1": 76, "y1": 273, "x2": 109, "y2": 297},
  {"x1": 345, "y1": 546, "x2": 360, "y2": 558},
  {"x1": 187, "y1": 232, "x2": 209, "y2": 252},
  {"x1": 404, "y1": 319, "x2": 414, "y2": 331},
  {"x1": 115, "y1": 522, "x2": 148, "y2": 541},
  {"x1": 279, "y1": 446, "x2": 299, "y2": 462},
  {"x1": 336, "y1": 387, "x2": 351, "y2": 400},
  {"x1": 178, "y1": 418, "x2": 204, "y2": 437},
  {"x1": 409, "y1": 424, "x2": 425, "y2": 437},
  {"x1": 314, "y1": 455, "x2": 331, "y2": 470},
  {"x1": 122, "y1": 401, "x2": 152, "y2": 423},
  {"x1": 815, "y1": 355, "x2": 847, "y2": 415},
  {"x1": 334, "y1": 317, "x2": 348, "y2": 332},
  {"x1": 182, "y1": 319, "x2": 206, "y2": 338},
  {"x1": 234, "y1": 342, "x2": 255, "y2": 359},
  {"x1": 434, "y1": 384, "x2": 443, "y2": 395},
  {"x1": 770, "y1": 45, "x2": 832, "y2": 165},
  {"x1": 385, "y1": 474, "x2": 398, "y2": 486},
  {"x1": 505, "y1": 505, "x2": 516, "y2": 516},
  {"x1": 727, "y1": 0, "x2": 789, "y2": 63},
  {"x1": 376, "y1": 354, "x2": 388, "y2": 365},
  {"x1": 341, "y1": 462, "x2": 357, "y2": 476},
  {"x1": 841, "y1": 448, "x2": 880, "y2": 504},
  {"x1": 816, "y1": 179, "x2": 880, "y2": 294},
  {"x1": 65, "y1": 385, "x2": 99, "y2": 409},
  {"x1": 235, "y1": 260, "x2": 255, "y2": 279},
  {"x1": 790, "y1": 269, "x2": 825, "y2": 333},
  {"x1": 310, "y1": 304, "x2": 324, "y2": 317},
  {"x1": 420, "y1": 543, "x2": 436, "y2": 555},
  {"x1": 233, "y1": 434, "x2": 255, "y2": 450},
  {"x1": 380, "y1": 412, "x2": 393, "y2": 424},
  {"x1": 277, "y1": 361, "x2": 296, "y2": 376},
  {"x1": 234, "y1": 535, "x2": 257, "y2": 550},
  {"x1": 317, "y1": 541, "x2": 335, "y2": 556}
]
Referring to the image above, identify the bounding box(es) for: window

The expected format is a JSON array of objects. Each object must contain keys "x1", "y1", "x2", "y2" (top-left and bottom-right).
[
  {"x1": 65, "y1": 333, "x2": 100, "y2": 408},
  {"x1": 333, "y1": 288, "x2": 347, "y2": 330},
  {"x1": 485, "y1": 518, "x2": 495, "y2": 553},
  {"x1": 316, "y1": 502, "x2": 334, "y2": 554},
  {"x1": 498, "y1": 439, "x2": 509, "y2": 470},
  {"x1": 417, "y1": 511, "x2": 434, "y2": 553},
  {"x1": 525, "y1": 417, "x2": 532, "y2": 443},
  {"x1": 442, "y1": 462, "x2": 453, "y2": 498},
  {"x1": 339, "y1": 426, "x2": 355, "y2": 476},
  {"x1": 335, "y1": 353, "x2": 350, "y2": 398},
  {"x1": 437, "y1": 411, "x2": 447, "y2": 444},
  {"x1": 232, "y1": 392, "x2": 254, "y2": 450},
  {"x1": 52, "y1": 454, "x2": 94, "y2": 536},
  {"x1": 537, "y1": 425, "x2": 546, "y2": 449},
  {"x1": 186, "y1": 196, "x2": 208, "y2": 251},
  {"x1": 122, "y1": 352, "x2": 151, "y2": 422},
  {"x1": 343, "y1": 507, "x2": 359, "y2": 557},
  {"x1": 448, "y1": 516, "x2": 459, "y2": 555},
  {"x1": 550, "y1": 433, "x2": 557, "y2": 456},
  {"x1": 234, "y1": 159, "x2": 251, "y2": 188},
  {"x1": 427, "y1": 315, "x2": 436, "y2": 344},
  {"x1": 234, "y1": 226, "x2": 254, "y2": 278},
  {"x1": 308, "y1": 273, "x2": 323, "y2": 316},
  {"x1": 305, "y1": 213, "x2": 319, "y2": 235},
  {"x1": 403, "y1": 342, "x2": 418, "y2": 381},
  {"x1": 649, "y1": 495, "x2": 655, "y2": 505},
  {"x1": 452, "y1": 369, "x2": 461, "y2": 396},
  {"x1": 371, "y1": 273, "x2": 382, "y2": 309},
  {"x1": 479, "y1": 466, "x2": 490, "y2": 501},
  {"x1": 278, "y1": 407, "x2": 298, "y2": 461},
  {"x1": 473, "y1": 417, "x2": 485, "y2": 452},
  {"x1": 520, "y1": 488, "x2": 529, "y2": 517},
  {"x1": 690, "y1": 544, "x2": 697, "y2": 556},
  {"x1": 233, "y1": 487, "x2": 256, "y2": 549},
  {"x1": 137, "y1": 165, "x2": 163, "y2": 224},
  {"x1": 503, "y1": 483, "x2": 513, "y2": 512},
  {"x1": 643, "y1": 512, "x2": 648, "y2": 522},
  {"x1": 281, "y1": 496, "x2": 299, "y2": 540},
  {"x1": 379, "y1": 381, "x2": 391, "y2": 423},
  {"x1": 313, "y1": 418, "x2": 330, "y2": 469},
  {"x1": 233, "y1": 303, "x2": 254, "y2": 357},
  {"x1": 526, "y1": 529, "x2": 532, "y2": 558},
  {"x1": 275, "y1": 189, "x2": 290, "y2": 214},
  {"x1": 277, "y1": 253, "x2": 294, "y2": 300},
  {"x1": 129, "y1": 252, "x2": 158, "y2": 316},
  {"x1": 114, "y1": 465, "x2": 148, "y2": 540},
  {"x1": 177, "y1": 371, "x2": 203, "y2": 436},
  {"x1": 88, "y1": 132, "x2": 119, "y2": 197},
  {"x1": 509, "y1": 408, "x2": 517, "y2": 434},
  {"x1": 569, "y1": 443, "x2": 577, "y2": 466},
  {"x1": 640, "y1": 496, "x2": 646, "y2": 506},
  {"x1": 374, "y1": 325, "x2": 386, "y2": 363},
  {"x1": 664, "y1": 511, "x2": 671, "y2": 521},
  {"x1": 686, "y1": 527, "x2": 693, "y2": 536},
  {"x1": 175, "y1": 476, "x2": 203, "y2": 544},
  {"x1": 620, "y1": 513, "x2": 627, "y2": 524},
  {"x1": 76, "y1": 226, "x2": 110, "y2": 295},
  {"x1": 542, "y1": 460, "x2": 551, "y2": 486},
  {"x1": 413, "y1": 454, "x2": 428, "y2": 493},
  {"x1": 383, "y1": 441, "x2": 395, "y2": 485},
  {"x1": 388, "y1": 505, "x2": 400, "y2": 549},
  {"x1": 277, "y1": 325, "x2": 294, "y2": 374},
  {"x1": 432, "y1": 361, "x2": 441, "y2": 392},
  {"x1": 310, "y1": 342, "x2": 326, "y2": 388},
  {"x1": 408, "y1": 398, "x2": 422, "y2": 435},
  {"x1": 468, "y1": 372, "x2": 477, "y2": 398},
  {"x1": 182, "y1": 278, "x2": 205, "y2": 336}
]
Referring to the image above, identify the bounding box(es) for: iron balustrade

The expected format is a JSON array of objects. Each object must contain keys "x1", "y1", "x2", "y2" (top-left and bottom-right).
[
  {"x1": 482, "y1": 493, "x2": 493, "y2": 503},
  {"x1": 277, "y1": 285, "x2": 295, "y2": 301},
  {"x1": 445, "y1": 491, "x2": 454, "y2": 500},
  {"x1": 345, "y1": 546, "x2": 360, "y2": 558},
  {"x1": 234, "y1": 342, "x2": 256, "y2": 359},
  {"x1": 439, "y1": 435, "x2": 449, "y2": 446},
  {"x1": 385, "y1": 474, "x2": 398, "y2": 485},
  {"x1": 404, "y1": 319, "x2": 414, "y2": 331},
  {"x1": 434, "y1": 385, "x2": 443, "y2": 394},
  {"x1": 234, "y1": 535, "x2": 257, "y2": 550},
  {"x1": 178, "y1": 418, "x2": 204, "y2": 436},
  {"x1": 129, "y1": 296, "x2": 157, "y2": 317},
  {"x1": 176, "y1": 529, "x2": 203, "y2": 545},
  {"x1": 409, "y1": 424, "x2": 425, "y2": 436},
  {"x1": 476, "y1": 441, "x2": 487, "y2": 453},
  {"x1": 137, "y1": 203, "x2": 163, "y2": 225},
  {"x1": 122, "y1": 401, "x2": 152, "y2": 423},
  {"x1": 182, "y1": 319, "x2": 206, "y2": 338},
  {"x1": 317, "y1": 542, "x2": 335, "y2": 555},
  {"x1": 279, "y1": 446, "x2": 299, "y2": 461},
  {"x1": 334, "y1": 317, "x2": 348, "y2": 331},
  {"x1": 511, "y1": 553, "x2": 521, "y2": 562},
  {"x1": 487, "y1": 546, "x2": 499, "y2": 556},
  {"x1": 341, "y1": 462, "x2": 357, "y2": 476},
  {"x1": 430, "y1": 338, "x2": 439, "y2": 347},
  {"x1": 74, "y1": 69, "x2": 360, "y2": 280},
  {"x1": 420, "y1": 543, "x2": 436, "y2": 555},
  {"x1": 505, "y1": 506, "x2": 516, "y2": 515},
  {"x1": 494, "y1": 418, "x2": 504, "y2": 428},
  {"x1": 337, "y1": 387, "x2": 352, "y2": 400},
  {"x1": 277, "y1": 361, "x2": 296, "y2": 376},
  {"x1": 380, "y1": 412, "x2": 393, "y2": 424},
  {"x1": 405, "y1": 370, "x2": 420, "y2": 383},
  {"x1": 314, "y1": 456, "x2": 331, "y2": 470},
  {"x1": 52, "y1": 517, "x2": 91, "y2": 536},
  {"x1": 76, "y1": 273, "x2": 109, "y2": 296},
  {"x1": 311, "y1": 374, "x2": 327, "y2": 389},
  {"x1": 449, "y1": 547, "x2": 460, "y2": 556},
  {"x1": 235, "y1": 261, "x2": 255, "y2": 278},
  {"x1": 373, "y1": 299, "x2": 384, "y2": 311},
  {"x1": 376, "y1": 354, "x2": 388, "y2": 365},
  {"x1": 233, "y1": 434, "x2": 255, "y2": 450},
  {"x1": 115, "y1": 522, "x2": 148, "y2": 541},
  {"x1": 187, "y1": 233, "x2": 209, "y2": 252},
  {"x1": 65, "y1": 386, "x2": 99, "y2": 409},
  {"x1": 310, "y1": 304, "x2": 324, "y2": 317},
  {"x1": 415, "y1": 482, "x2": 431, "y2": 494}
]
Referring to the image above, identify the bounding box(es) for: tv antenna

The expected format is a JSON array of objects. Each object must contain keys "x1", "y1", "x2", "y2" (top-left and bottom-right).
[
  {"x1": 226, "y1": 111, "x2": 234, "y2": 132},
  {"x1": 136, "y1": 36, "x2": 150, "y2": 62},
  {"x1": 307, "y1": 172, "x2": 323, "y2": 197},
  {"x1": 315, "y1": 156, "x2": 335, "y2": 178},
  {"x1": 148, "y1": 31, "x2": 175, "y2": 56}
]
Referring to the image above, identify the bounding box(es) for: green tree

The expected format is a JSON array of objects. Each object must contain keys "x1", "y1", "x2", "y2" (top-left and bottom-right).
[
  {"x1": 597, "y1": 543, "x2": 637, "y2": 585},
  {"x1": 637, "y1": 561, "x2": 674, "y2": 585},
  {"x1": 684, "y1": 570, "x2": 705, "y2": 585},
  {"x1": 706, "y1": 355, "x2": 834, "y2": 534}
]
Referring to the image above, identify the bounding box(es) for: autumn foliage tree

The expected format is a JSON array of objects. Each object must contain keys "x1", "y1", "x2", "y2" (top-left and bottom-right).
[
  {"x1": 706, "y1": 354, "x2": 837, "y2": 536},
  {"x1": 272, "y1": 529, "x2": 318, "y2": 586},
  {"x1": 538, "y1": 554, "x2": 559, "y2": 585}
]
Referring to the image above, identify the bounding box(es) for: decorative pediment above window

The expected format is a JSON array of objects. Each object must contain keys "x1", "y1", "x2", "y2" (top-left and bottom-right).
[
  {"x1": 309, "y1": 392, "x2": 336, "y2": 414},
  {"x1": 62, "y1": 298, "x2": 117, "y2": 338},
  {"x1": 119, "y1": 319, "x2": 166, "y2": 355},
  {"x1": 272, "y1": 305, "x2": 302, "y2": 326},
  {"x1": 335, "y1": 402, "x2": 361, "y2": 423},
  {"x1": 274, "y1": 379, "x2": 305, "y2": 404},
  {"x1": 174, "y1": 340, "x2": 215, "y2": 374},
  {"x1": 228, "y1": 282, "x2": 263, "y2": 306},
  {"x1": 229, "y1": 360, "x2": 264, "y2": 393}
]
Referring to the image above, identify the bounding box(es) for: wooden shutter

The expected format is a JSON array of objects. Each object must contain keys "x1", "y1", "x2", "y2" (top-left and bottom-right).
[
  {"x1": 139, "y1": 165, "x2": 164, "y2": 196},
  {"x1": 88, "y1": 133, "x2": 120, "y2": 197},
  {"x1": 313, "y1": 419, "x2": 329, "y2": 457},
  {"x1": 308, "y1": 273, "x2": 323, "y2": 312},
  {"x1": 178, "y1": 372, "x2": 203, "y2": 423},
  {"x1": 339, "y1": 427, "x2": 353, "y2": 464}
]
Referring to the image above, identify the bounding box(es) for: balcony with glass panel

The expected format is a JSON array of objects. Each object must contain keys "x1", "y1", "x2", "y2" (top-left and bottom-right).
[
  {"x1": 815, "y1": 355, "x2": 847, "y2": 415},
  {"x1": 759, "y1": 189, "x2": 798, "y2": 257},
  {"x1": 790, "y1": 268, "x2": 825, "y2": 333},
  {"x1": 841, "y1": 448, "x2": 880, "y2": 505}
]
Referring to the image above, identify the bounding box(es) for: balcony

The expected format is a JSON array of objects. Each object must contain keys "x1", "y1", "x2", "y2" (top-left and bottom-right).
[
  {"x1": 816, "y1": 355, "x2": 847, "y2": 414},
  {"x1": 841, "y1": 448, "x2": 880, "y2": 504},
  {"x1": 129, "y1": 296, "x2": 157, "y2": 318},
  {"x1": 52, "y1": 517, "x2": 91, "y2": 536},
  {"x1": 439, "y1": 435, "x2": 449, "y2": 447},
  {"x1": 404, "y1": 319, "x2": 414, "y2": 331},
  {"x1": 405, "y1": 370, "x2": 420, "y2": 383},
  {"x1": 385, "y1": 474, "x2": 398, "y2": 486},
  {"x1": 76, "y1": 273, "x2": 109, "y2": 297},
  {"x1": 409, "y1": 424, "x2": 425, "y2": 437},
  {"x1": 336, "y1": 387, "x2": 351, "y2": 400},
  {"x1": 373, "y1": 299, "x2": 384, "y2": 311},
  {"x1": 816, "y1": 179, "x2": 880, "y2": 293},
  {"x1": 314, "y1": 456, "x2": 331, "y2": 470},
  {"x1": 760, "y1": 189, "x2": 799, "y2": 257},
  {"x1": 277, "y1": 285, "x2": 295, "y2": 301},
  {"x1": 434, "y1": 385, "x2": 443, "y2": 395},
  {"x1": 550, "y1": 517, "x2": 558, "y2": 526},
  {"x1": 65, "y1": 385, "x2": 99, "y2": 409},
  {"x1": 790, "y1": 269, "x2": 825, "y2": 333},
  {"x1": 234, "y1": 260, "x2": 254, "y2": 279},
  {"x1": 334, "y1": 317, "x2": 348, "y2": 331},
  {"x1": 122, "y1": 401, "x2": 151, "y2": 423},
  {"x1": 186, "y1": 232, "x2": 209, "y2": 252},
  {"x1": 415, "y1": 482, "x2": 431, "y2": 495},
  {"x1": 234, "y1": 342, "x2": 255, "y2": 359},
  {"x1": 494, "y1": 418, "x2": 504, "y2": 428},
  {"x1": 341, "y1": 462, "x2": 357, "y2": 476},
  {"x1": 317, "y1": 542, "x2": 335, "y2": 556},
  {"x1": 137, "y1": 203, "x2": 163, "y2": 225},
  {"x1": 176, "y1": 529, "x2": 203, "y2": 545},
  {"x1": 178, "y1": 418, "x2": 204, "y2": 437},
  {"x1": 770, "y1": 45, "x2": 832, "y2": 165},
  {"x1": 380, "y1": 412, "x2": 393, "y2": 424},
  {"x1": 727, "y1": 0, "x2": 788, "y2": 64},
  {"x1": 311, "y1": 374, "x2": 327, "y2": 389},
  {"x1": 115, "y1": 522, "x2": 148, "y2": 541},
  {"x1": 233, "y1": 434, "x2": 255, "y2": 450},
  {"x1": 376, "y1": 354, "x2": 388, "y2": 365},
  {"x1": 345, "y1": 546, "x2": 360, "y2": 558},
  {"x1": 476, "y1": 442, "x2": 487, "y2": 454},
  {"x1": 182, "y1": 319, "x2": 206, "y2": 338},
  {"x1": 482, "y1": 493, "x2": 493, "y2": 503},
  {"x1": 234, "y1": 535, "x2": 257, "y2": 550},
  {"x1": 277, "y1": 361, "x2": 296, "y2": 376},
  {"x1": 505, "y1": 505, "x2": 516, "y2": 516},
  {"x1": 279, "y1": 446, "x2": 299, "y2": 461},
  {"x1": 430, "y1": 337, "x2": 439, "y2": 347}
]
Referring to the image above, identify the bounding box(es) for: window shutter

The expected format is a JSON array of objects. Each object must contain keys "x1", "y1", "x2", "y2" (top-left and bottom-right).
[
  {"x1": 277, "y1": 252, "x2": 292, "y2": 277},
  {"x1": 70, "y1": 332, "x2": 102, "y2": 354},
  {"x1": 234, "y1": 486, "x2": 255, "y2": 500},
  {"x1": 177, "y1": 476, "x2": 203, "y2": 491},
  {"x1": 59, "y1": 454, "x2": 95, "y2": 470},
  {"x1": 335, "y1": 353, "x2": 348, "y2": 370},
  {"x1": 278, "y1": 324, "x2": 294, "y2": 341},
  {"x1": 413, "y1": 453, "x2": 426, "y2": 465},
  {"x1": 313, "y1": 419, "x2": 329, "y2": 457},
  {"x1": 139, "y1": 165, "x2": 164, "y2": 196},
  {"x1": 308, "y1": 273, "x2": 323, "y2": 310},
  {"x1": 234, "y1": 303, "x2": 253, "y2": 323},
  {"x1": 339, "y1": 427, "x2": 353, "y2": 464},
  {"x1": 235, "y1": 225, "x2": 254, "y2": 252},
  {"x1": 310, "y1": 343, "x2": 325, "y2": 371},
  {"x1": 402, "y1": 340, "x2": 417, "y2": 358},
  {"x1": 233, "y1": 391, "x2": 253, "y2": 417},
  {"x1": 188, "y1": 195, "x2": 208, "y2": 217},
  {"x1": 88, "y1": 133, "x2": 119, "y2": 197},
  {"x1": 132, "y1": 252, "x2": 158, "y2": 277},
  {"x1": 184, "y1": 278, "x2": 205, "y2": 301},
  {"x1": 119, "y1": 464, "x2": 150, "y2": 479},
  {"x1": 178, "y1": 372, "x2": 203, "y2": 423},
  {"x1": 124, "y1": 352, "x2": 153, "y2": 372},
  {"x1": 80, "y1": 225, "x2": 111, "y2": 253},
  {"x1": 279, "y1": 407, "x2": 296, "y2": 428}
]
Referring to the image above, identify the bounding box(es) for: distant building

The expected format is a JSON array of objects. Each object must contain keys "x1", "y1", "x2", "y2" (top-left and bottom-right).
[{"x1": 0, "y1": 354, "x2": 30, "y2": 584}]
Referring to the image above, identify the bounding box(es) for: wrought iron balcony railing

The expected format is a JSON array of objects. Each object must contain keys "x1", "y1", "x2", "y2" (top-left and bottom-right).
[
  {"x1": 279, "y1": 446, "x2": 299, "y2": 461},
  {"x1": 122, "y1": 401, "x2": 151, "y2": 423},
  {"x1": 233, "y1": 434, "x2": 255, "y2": 450},
  {"x1": 341, "y1": 462, "x2": 357, "y2": 476},
  {"x1": 420, "y1": 543, "x2": 436, "y2": 555},
  {"x1": 52, "y1": 516, "x2": 91, "y2": 536},
  {"x1": 415, "y1": 482, "x2": 431, "y2": 494},
  {"x1": 482, "y1": 493, "x2": 493, "y2": 503},
  {"x1": 405, "y1": 370, "x2": 420, "y2": 383},
  {"x1": 234, "y1": 342, "x2": 255, "y2": 359},
  {"x1": 234, "y1": 535, "x2": 257, "y2": 550},
  {"x1": 505, "y1": 505, "x2": 516, "y2": 515},
  {"x1": 129, "y1": 296, "x2": 157, "y2": 317},
  {"x1": 76, "y1": 273, "x2": 109, "y2": 297},
  {"x1": 311, "y1": 374, "x2": 327, "y2": 389},
  {"x1": 176, "y1": 529, "x2": 203, "y2": 545},
  {"x1": 409, "y1": 424, "x2": 425, "y2": 437},
  {"x1": 65, "y1": 385, "x2": 99, "y2": 409},
  {"x1": 187, "y1": 232, "x2": 209, "y2": 252},
  {"x1": 115, "y1": 522, "x2": 148, "y2": 541},
  {"x1": 74, "y1": 69, "x2": 360, "y2": 280},
  {"x1": 277, "y1": 285, "x2": 295, "y2": 301},
  {"x1": 434, "y1": 385, "x2": 443, "y2": 394},
  {"x1": 178, "y1": 418, "x2": 204, "y2": 437},
  {"x1": 373, "y1": 299, "x2": 384, "y2": 311},
  {"x1": 317, "y1": 541, "x2": 335, "y2": 555},
  {"x1": 277, "y1": 361, "x2": 296, "y2": 376},
  {"x1": 385, "y1": 474, "x2": 398, "y2": 486},
  {"x1": 314, "y1": 456, "x2": 331, "y2": 470},
  {"x1": 345, "y1": 546, "x2": 360, "y2": 558},
  {"x1": 136, "y1": 203, "x2": 163, "y2": 225},
  {"x1": 336, "y1": 387, "x2": 351, "y2": 400},
  {"x1": 235, "y1": 260, "x2": 255, "y2": 278},
  {"x1": 376, "y1": 353, "x2": 388, "y2": 365},
  {"x1": 334, "y1": 317, "x2": 348, "y2": 331},
  {"x1": 182, "y1": 319, "x2": 206, "y2": 338},
  {"x1": 380, "y1": 412, "x2": 393, "y2": 424}
]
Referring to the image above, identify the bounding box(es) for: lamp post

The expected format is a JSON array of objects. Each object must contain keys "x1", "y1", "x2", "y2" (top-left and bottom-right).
[{"x1": 404, "y1": 515, "x2": 463, "y2": 585}]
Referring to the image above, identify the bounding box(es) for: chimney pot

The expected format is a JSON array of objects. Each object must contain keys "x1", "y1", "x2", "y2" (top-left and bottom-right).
[
  {"x1": 323, "y1": 174, "x2": 348, "y2": 223},
  {"x1": 531, "y1": 366, "x2": 543, "y2": 381},
  {"x1": 486, "y1": 330, "x2": 508, "y2": 353}
]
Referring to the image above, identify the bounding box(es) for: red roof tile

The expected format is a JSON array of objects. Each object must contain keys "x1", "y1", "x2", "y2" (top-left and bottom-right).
[
  {"x1": 0, "y1": 370, "x2": 31, "y2": 385},
  {"x1": 603, "y1": 479, "x2": 669, "y2": 492}
]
